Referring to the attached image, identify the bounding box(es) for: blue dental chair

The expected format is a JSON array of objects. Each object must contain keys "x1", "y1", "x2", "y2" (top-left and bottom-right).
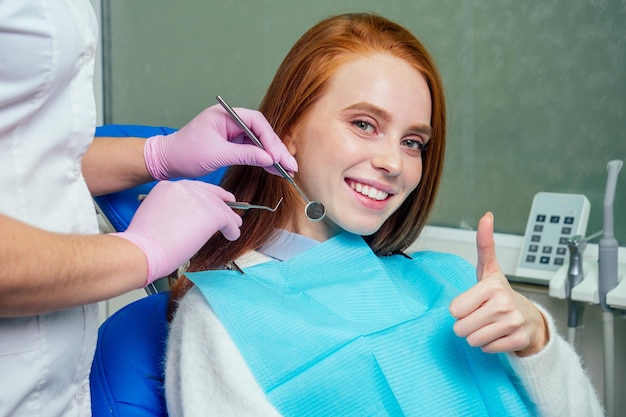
[
  {"x1": 89, "y1": 125, "x2": 226, "y2": 417},
  {"x1": 90, "y1": 291, "x2": 170, "y2": 417}
]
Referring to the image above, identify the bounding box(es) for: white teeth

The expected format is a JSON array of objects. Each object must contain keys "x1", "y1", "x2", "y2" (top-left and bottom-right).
[{"x1": 350, "y1": 182, "x2": 389, "y2": 201}]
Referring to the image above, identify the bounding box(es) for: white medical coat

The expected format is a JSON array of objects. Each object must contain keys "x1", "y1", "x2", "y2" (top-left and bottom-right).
[{"x1": 0, "y1": 1, "x2": 99, "y2": 416}]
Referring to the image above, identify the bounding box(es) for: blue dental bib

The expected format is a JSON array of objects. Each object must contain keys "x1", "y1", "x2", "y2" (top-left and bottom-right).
[{"x1": 188, "y1": 232, "x2": 533, "y2": 416}]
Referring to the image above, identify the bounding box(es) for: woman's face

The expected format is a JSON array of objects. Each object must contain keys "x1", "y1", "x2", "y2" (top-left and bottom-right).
[{"x1": 288, "y1": 53, "x2": 432, "y2": 241}]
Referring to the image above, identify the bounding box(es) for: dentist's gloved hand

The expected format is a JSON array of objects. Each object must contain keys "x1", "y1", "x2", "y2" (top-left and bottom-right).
[
  {"x1": 144, "y1": 104, "x2": 298, "y2": 180},
  {"x1": 112, "y1": 180, "x2": 242, "y2": 286}
]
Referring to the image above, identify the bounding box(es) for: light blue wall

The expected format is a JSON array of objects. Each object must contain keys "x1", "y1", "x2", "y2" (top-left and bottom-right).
[{"x1": 102, "y1": 0, "x2": 626, "y2": 242}]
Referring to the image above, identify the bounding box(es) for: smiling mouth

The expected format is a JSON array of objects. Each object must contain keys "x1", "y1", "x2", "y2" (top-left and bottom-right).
[{"x1": 349, "y1": 181, "x2": 390, "y2": 201}]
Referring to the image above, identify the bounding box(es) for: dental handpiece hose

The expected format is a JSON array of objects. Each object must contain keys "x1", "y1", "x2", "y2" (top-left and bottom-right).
[
  {"x1": 598, "y1": 160, "x2": 622, "y2": 312},
  {"x1": 566, "y1": 236, "x2": 586, "y2": 346},
  {"x1": 598, "y1": 159, "x2": 622, "y2": 417}
]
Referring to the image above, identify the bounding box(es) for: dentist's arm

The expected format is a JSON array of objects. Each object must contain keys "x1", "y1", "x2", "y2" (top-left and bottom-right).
[
  {"x1": 449, "y1": 212, "x2": 548, "y2": 356},
  {"x1": 82, "y1": 104, "x2": 297, "y2": 196},
  {"x1": 0, "y1": 212, "x2": 146, "y2": 317},
  {"x1": 0, "y1": 180, "x2": 241, "y2": 317}
]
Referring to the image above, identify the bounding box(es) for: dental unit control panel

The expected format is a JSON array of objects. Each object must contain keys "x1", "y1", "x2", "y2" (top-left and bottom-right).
[
  {"x1": 545, "y1": 161, "x2": 625, "y2": 311},
  {"x1": 515, "y1": 192, "x2": 590, "y2": 284}
]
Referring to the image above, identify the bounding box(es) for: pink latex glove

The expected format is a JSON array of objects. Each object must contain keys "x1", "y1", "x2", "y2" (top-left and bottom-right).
[
  {"x1": 112, "y1": 180, "x2": 242, "y2": 286},
  {"x1": 144, "y1": 104, "x2": 298, "y2": 180}
]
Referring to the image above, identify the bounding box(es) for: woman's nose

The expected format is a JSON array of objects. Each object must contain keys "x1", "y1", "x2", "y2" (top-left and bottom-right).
[{"x1": 371, "y1": 143, "x2": 402, "y2": 176}]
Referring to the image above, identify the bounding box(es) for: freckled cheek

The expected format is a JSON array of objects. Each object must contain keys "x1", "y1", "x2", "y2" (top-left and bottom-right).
[
  {"x1": 298, "y1": 147, "x2": 333, "y2": 179},
  {"x1": 404, "y1": 160, "x2": 424, "y2": 192},
  {"x1": 294, "y1": 150, "x2": 335, "y2": 199}
]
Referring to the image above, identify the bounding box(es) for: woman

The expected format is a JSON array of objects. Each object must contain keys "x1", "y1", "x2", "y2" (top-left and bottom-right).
[{"x1": 165, "y1": 13, "x2": 602, "y2": 416}]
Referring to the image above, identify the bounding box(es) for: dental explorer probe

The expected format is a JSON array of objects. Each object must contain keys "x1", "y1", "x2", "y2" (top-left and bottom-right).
[
  {"x1": 138, "y1": 194, "x2": 283, "y2": 212},
  {"x1": 216, "y1": 95, "x2": 326, "y2": 222}
]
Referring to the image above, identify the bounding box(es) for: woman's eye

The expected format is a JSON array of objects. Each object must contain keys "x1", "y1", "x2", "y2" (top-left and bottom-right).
[
  {"x1": 352, "y1": 119, "x2": 375, "y2": 133},
  {"x1": 402, "y1": 138, "x2": 427, "y2": 154}
]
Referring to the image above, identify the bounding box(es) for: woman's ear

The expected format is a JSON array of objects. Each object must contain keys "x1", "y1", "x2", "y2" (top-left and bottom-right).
[{"x1": 284, "y1": 134, "x2": 298, "y2": 156}]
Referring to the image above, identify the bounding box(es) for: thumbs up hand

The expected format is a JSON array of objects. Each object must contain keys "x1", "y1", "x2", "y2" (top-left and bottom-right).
[{"x1": 449, "y1": 212, "x2": 549, "y2": 357}]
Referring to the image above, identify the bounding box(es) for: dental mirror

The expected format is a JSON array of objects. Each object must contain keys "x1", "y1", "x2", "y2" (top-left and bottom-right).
[{"x1": 216, "y1": 95, "x2": 326, "y2": 222}]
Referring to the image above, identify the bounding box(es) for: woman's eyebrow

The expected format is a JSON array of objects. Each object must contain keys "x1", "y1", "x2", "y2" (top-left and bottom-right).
[{"x1": 344, "y1": 102, "x2": 432, "y2": 137}]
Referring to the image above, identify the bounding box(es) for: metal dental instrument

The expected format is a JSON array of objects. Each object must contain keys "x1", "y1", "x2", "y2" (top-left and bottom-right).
[
  {"x1": 226, "y1": 198, "x2": 283, "y2": 212},
  {"x1": 216, "y1": 95, "x2": 326, "y2": 222},
  {"x1": 139, "y1": 193, "x2": 282, "y2": 212}
]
